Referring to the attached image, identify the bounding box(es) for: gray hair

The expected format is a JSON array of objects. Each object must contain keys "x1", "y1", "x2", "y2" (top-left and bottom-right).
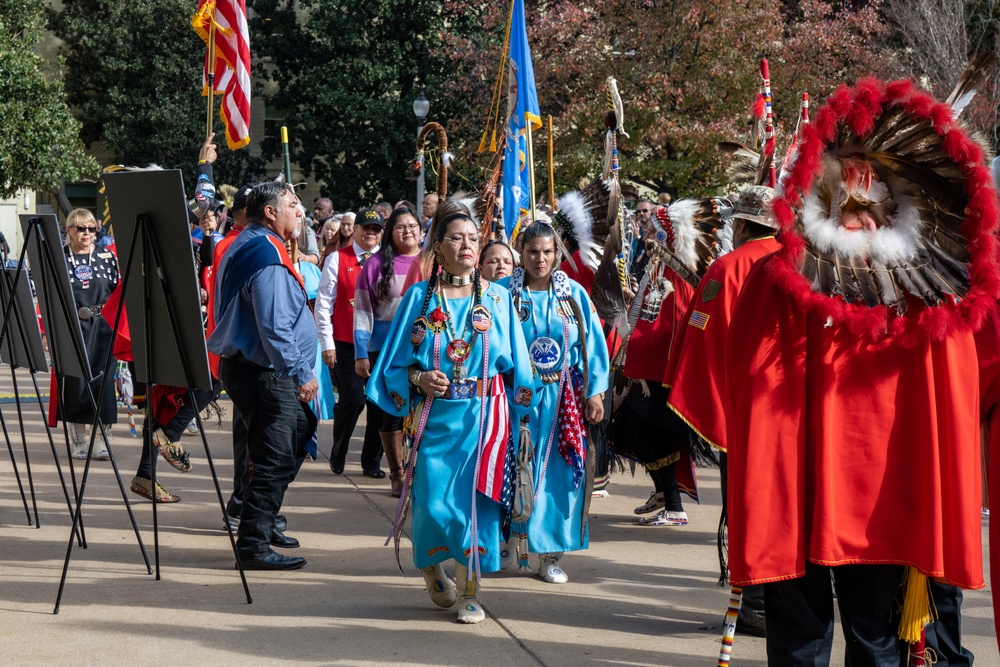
[{"x1": 245, "y1": 182, "x2": 295, "y2": 222}]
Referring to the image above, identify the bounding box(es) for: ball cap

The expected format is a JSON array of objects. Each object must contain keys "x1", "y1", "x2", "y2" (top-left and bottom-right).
[
  {"x1": 232, "y1": 183, "x2": 255, "y2": 212},
  {"x1": 357, "y1": 208, "x2": 384, "y2": 229}
]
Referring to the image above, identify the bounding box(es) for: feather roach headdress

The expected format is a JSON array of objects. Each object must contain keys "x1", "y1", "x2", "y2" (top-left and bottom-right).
[
  {"x1": 770, "y1": 74, "x2": 1000, "y2": 343},
  {"x1": 549, "y1": 191, "x2": 598, "y2": 269},
  {"x1": 648, "y1": 198, "x2": 726, "y2": 287}
]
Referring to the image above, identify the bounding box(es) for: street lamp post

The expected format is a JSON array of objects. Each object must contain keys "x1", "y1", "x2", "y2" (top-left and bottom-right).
[{"x1": 413, "y1": 90, "x2": 430, "y2": 223}]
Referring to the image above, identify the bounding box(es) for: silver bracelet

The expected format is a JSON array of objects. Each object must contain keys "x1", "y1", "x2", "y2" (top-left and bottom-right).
[{"x1": 411, "y1": 370, "x2": 422, "y2": 386}]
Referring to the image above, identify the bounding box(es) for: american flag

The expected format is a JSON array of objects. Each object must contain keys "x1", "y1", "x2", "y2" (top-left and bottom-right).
[
  {"x1": 192, "y1": 0, "x2": 252, "y2": 150},
  {"x1": 478, "y1": 376, "x2": 512, "y2": 504},
  {"x1": 689, "y1": 310, "x2": 710, "y2": 330}
]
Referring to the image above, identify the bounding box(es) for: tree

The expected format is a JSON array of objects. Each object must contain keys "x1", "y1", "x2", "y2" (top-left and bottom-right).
[
  {"x1": 0, "y1": 0, "x2": 98, "y2": 198},
  {"x1": 252, "y1": 0, "x2": 460, "y2": 207},
  {"x1": 886, "y1": 0, "x2": 1000, "y2": 146},
  {"x1": 439, "y1": 0, "x2": 900, "y2": 198},
  {"x1": 48, "y1": 0, "x2": 264, "y2": 192}
]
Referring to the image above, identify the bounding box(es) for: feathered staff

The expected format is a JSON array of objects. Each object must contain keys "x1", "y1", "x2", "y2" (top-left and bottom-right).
[
  {"x1": 413, "y1": 122, "x2": 453, "y2": 280},
  {"x1": 415, "y1": 122, "x2": 450, "y2": 201},
  {"x1": 778, "y1": 92, "x2": 810, "y2": 178},
  {"x1": 759, "y1": 58, "x2": 777, "y2": 188},
  {"x1": 590, "y1": 77, "x2": 633, "y2": 333}
]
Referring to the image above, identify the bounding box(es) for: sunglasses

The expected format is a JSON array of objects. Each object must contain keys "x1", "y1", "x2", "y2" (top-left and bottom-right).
[{"x1": 73, "y1": 226, "x2": 98, "y2": 233}]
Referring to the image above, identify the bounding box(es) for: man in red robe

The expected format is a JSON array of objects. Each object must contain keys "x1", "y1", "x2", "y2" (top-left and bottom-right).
[
  {"x1": 664, "y1": 185, "x2": 781, "y2": 637},
  {"x1": 722, "y1": 79, "x2": 998, "y2": 664}
]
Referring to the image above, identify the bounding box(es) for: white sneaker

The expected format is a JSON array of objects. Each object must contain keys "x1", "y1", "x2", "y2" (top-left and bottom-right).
[
  {"x1": 185, "y1": 418, "x2": 199, "y2": 435},
  {"x1": 634, "y1": 490, "x2": 664, "y2": 514},
  {"x1": 591, "y1": 489, "x2": 610, "y2": 498},
  {"x1": 420, "y1": 564, "x2": 457, "y2": 608},
  {"x1": 639, "y1": 510, "x2": 689, "y2": 526},
  {"x1": 457, "y1": 599, "x2": 485, "y2": 624},
  {"x1": 538, "y1": 553, "x2": 569, "y2": 584}
]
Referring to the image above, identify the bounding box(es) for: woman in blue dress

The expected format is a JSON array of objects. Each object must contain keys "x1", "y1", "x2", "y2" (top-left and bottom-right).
[
  {"x1": 367, "y1": 205, "x2": 536, "y2": 624},
  {"x1": 499, "y1": 221, "x2": 609, "y2": 584}
]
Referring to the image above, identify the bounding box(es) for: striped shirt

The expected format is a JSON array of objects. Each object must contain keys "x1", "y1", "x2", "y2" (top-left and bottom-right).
[{"x1": 353, "y1": 253, "x2": 418, "y2": 359}]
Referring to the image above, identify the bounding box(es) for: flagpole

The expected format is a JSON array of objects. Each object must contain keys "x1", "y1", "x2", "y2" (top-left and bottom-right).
[
  {"x1": 206, "y1": 19, "x2": 216, "y2": 138},
  {"x1": 547, "y1": 114, "x2": 555, "y2": 209},
  {"x1": 281, "y1": 125, "x2": 293, "y2": 183},
  {"x1": 281, "y1": 125, "x2": 299, "y2": 263},
  {"x1": 526, "y1": 119, "x2": 537, "y2": 223}
]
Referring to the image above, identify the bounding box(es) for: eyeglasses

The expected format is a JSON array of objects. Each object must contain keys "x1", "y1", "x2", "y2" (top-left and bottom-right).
[
  {"x1": 394, "y1": 224, "x2": 420, "y2": 233},
  {"x1": 637, "y1": 208, "x2": 653, "y2": 215},
  {"x1": 73, "y1": 226, "x2": 98, "y2": 233}
]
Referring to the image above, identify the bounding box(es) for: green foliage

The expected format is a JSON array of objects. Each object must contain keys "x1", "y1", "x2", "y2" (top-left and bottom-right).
[
  {"x1": 252, "y1": 0, "x2": 455, "y2": 207},
  {"x1": 0, "y1": 0, "x2": 98, "y2": 198},
  {"x1": 48, "y1": 0, "x2": 264, "y2": 192}
]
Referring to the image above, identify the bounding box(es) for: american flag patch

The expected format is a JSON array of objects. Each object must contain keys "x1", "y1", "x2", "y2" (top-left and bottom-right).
[{"x1": 689, "y1": 310, "x2": 710, "y2": 330}]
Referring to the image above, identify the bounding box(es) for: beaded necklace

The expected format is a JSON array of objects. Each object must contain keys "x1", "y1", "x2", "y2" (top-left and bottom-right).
[{"x1": 437, "y1": 282, "x2": 475, "y2": 381}]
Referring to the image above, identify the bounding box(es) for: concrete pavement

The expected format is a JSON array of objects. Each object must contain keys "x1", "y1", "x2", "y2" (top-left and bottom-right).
[{"x1": 0, "y1": 367, "x2": 994, "y2": 666}]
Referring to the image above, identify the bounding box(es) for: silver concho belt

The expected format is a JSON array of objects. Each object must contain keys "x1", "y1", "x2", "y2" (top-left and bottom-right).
[{"x1": 77, "y1": 304, "x2": 105, "y2": 320}]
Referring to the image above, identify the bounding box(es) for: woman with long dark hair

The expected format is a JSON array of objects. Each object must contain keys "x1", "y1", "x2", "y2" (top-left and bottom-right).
[
  {"x1": 367, "y1": 205, "x2": 536, "y2": 624},
  {"x1": 500, "y1": 221, "x2": 609, "y2": 583},
  {"x1": 353, "y1": 206, "x2": 422, "y2": 496}
]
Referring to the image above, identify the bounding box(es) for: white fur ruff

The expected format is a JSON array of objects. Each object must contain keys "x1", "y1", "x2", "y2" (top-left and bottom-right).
[{"x1": 800, "y1": 193, "x2": 923, "y2": 263}]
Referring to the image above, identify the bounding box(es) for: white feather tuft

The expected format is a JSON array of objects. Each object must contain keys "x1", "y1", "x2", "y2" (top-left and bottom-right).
[
  {"x1": 664, "y1": 199, "x2": 704, "y2": 272},
  {"x1": 715, "y1": 219, "x2": 735, "y2": 257},
  {"x1": 456, "y1": 195, "x2": 480, "y2": 224},
  {"x1": 556, "y1": 190, "x2": 596, "y2": 267},
  {"x1": 441, "y1": 152, "x2": 454, "y2": 169}
]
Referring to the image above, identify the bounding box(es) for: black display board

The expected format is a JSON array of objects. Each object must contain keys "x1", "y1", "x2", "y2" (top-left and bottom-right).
[{"x1": 102, "y1": 170, "x2": 212, "y2": 390}]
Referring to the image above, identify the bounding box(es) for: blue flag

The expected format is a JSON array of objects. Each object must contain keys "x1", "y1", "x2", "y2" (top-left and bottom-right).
[{"x1": 502, "y1": 0, "x2": 541, "y2": 241}]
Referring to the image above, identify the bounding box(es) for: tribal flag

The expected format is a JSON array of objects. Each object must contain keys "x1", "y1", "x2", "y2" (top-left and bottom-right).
[
  {"x1": 502, "y1": 0, "x2": 541, "y2": 241},
  {"x1": 478, "y1": 376, "x2": 513, "y2": 503},
  {"x1": 192, "y1": 0, "x2": 251, "y2": 150}
]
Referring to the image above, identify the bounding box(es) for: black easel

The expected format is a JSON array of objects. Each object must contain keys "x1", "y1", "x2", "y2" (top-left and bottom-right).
[
  {"x1": 16, "y1": 214, "x2": 152, "y2": 613},
  {"x1": 102, "y1": 169, "x2": 251, "y2": 603},
  {"x1": 0, "y1": 264, "x2": 81, "y2": 535}
]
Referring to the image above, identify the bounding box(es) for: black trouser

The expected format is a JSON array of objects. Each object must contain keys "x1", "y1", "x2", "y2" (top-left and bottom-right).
[
  {"x1": 764, "y1": 562, "x2": 903, "y2": 666},
  {"x1": 367, "y1": 350, "x2": 403, "y2": 433},
  {"x1": 135, "y1": 381, "x2": 221, "y2": 478},
  {"x1": 225, "y1": 402, "x2": 250, "y2": 519},
  {"x1": 896, "y1": 580, "x2": 974, "y2": 666},
  {"x1": 650, "y1": 464, "x2": 684, "y2": 512},
  {"x1": 330, "y1": 340, "x2": 382, "y2": 470},
  {"x1": 220, "y1": 358, "x2": 315, "y2": 555}
]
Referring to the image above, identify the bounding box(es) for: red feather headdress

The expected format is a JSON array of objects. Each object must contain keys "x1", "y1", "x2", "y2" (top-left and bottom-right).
[{"x1": 767, "y1": 77, "x2": 1000, "y2": 344}]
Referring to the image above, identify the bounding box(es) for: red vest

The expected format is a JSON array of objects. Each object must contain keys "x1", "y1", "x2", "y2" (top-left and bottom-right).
[{"x1": 333, "y1": 246, "x2": 362, "y2": 344}]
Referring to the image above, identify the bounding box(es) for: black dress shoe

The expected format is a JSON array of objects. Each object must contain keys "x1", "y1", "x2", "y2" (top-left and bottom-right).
[
  {"x1": 270, "y1": 529, "x2": 299, "y2": 549},
  {"x1": 735, "y1": 617, "x2": 767, "y2": 638},
  {"x1": 274, "y1": 514, "x2": 288, "y2": 533},
  {"x1": 330, "y1": 460, "x2": 345, "y2": 475},
  {"x1": 363, "y1": 468, "x2": 386, "y2": 479},
  {"x1": 237, "y1": 549, "x2": 306, "y2": 570}
]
